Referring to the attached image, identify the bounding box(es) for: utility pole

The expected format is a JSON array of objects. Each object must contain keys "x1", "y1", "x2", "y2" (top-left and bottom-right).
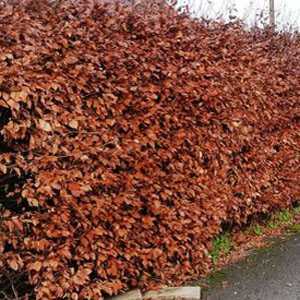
[{"x1": 269, "y1": 0, "x2": 275, "y2": 28}]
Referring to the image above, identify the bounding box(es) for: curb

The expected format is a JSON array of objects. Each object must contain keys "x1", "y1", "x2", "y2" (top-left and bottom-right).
[
  {"x1": 106, "y1": 287, "x2": 201, "y2": 300},
  {"x1": 106, "y1": 290, "x2": 143, "y2": 300}
]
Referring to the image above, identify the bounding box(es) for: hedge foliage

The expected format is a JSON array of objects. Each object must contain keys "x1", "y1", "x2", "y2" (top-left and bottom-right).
[{"x1": 0, "y1": 0, "x2": 299, "y2": 299}]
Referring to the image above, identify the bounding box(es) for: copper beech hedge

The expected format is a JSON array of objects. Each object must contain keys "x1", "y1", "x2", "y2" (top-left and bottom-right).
[{"x1": 0, "y1": 0, "x2": 299, "y2": 299}]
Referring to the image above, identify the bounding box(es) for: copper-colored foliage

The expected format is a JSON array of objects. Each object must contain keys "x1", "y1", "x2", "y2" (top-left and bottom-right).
[{"x1": 0, "y1": 0, "x2": 299, "y2": 299}]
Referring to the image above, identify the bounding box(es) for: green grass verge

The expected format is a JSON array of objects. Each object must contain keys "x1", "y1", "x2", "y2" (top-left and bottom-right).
[
  {"x1": 210, "y1": 233, "x2": 232, "y2": 265},
  {"x1": 210, "y1": 205, "x2": 300, "y2": 265}
]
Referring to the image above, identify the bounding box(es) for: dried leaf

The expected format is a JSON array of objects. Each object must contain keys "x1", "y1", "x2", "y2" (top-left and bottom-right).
[{"x1": 38, "y1": 119, "x2": 52, "y2": 132}]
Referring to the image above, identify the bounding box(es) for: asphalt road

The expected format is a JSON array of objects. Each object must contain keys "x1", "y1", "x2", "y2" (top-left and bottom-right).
[{"x1": 203, "y1": 234, "x2": 300, "y2": 300}]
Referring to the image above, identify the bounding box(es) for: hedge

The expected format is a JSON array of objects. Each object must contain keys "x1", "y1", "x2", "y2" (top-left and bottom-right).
[{"x1": 0, "y1": 0, "x2": 299, "y2": 299}]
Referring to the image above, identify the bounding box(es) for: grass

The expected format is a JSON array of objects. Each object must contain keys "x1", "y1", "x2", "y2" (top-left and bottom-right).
[
  {"x1": 277, "y1": 210, "x2": 293, "y2": 224},
  {"x1": 210, "y1": 205, "x2": 300, "y2": 265},
  {"x1": 251, "y1": 224, "x2": 263, "y2": 236},
  {"x1": 205, "y1": 270, "x2": 227, "y2": 288},
  {"x1": 267, "y1": 209, "x2": 294, "y2": 229},
  {"x1": 210, "y1": 233, "x2": 232, "y2": 265},
  {"x1": 288, "y1": 223, "x2": 300, "y2": 234},
  {"x1": 293, "y1": 206, "x2": 300, "y2": 214}
]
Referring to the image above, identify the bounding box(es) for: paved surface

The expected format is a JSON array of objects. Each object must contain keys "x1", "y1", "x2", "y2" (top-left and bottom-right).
[{"x1": 203, "y1": 234, "x2": 300, "y2": 300}]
